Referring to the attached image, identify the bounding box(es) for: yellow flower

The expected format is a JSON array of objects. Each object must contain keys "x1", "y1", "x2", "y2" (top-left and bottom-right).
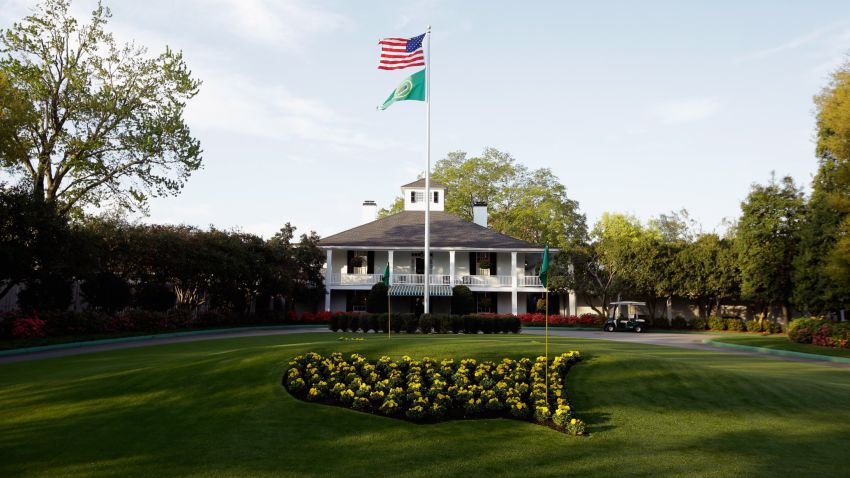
[{"x1": 570, "y1": 418, "x2": 577, "y2": 425}]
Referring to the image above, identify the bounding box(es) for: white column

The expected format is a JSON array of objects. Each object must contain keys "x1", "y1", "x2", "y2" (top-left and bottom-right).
[
  {"x1": 449, "y1": 250, "x2": 456, "y2": 288},
  {"x1": 324, "y1": 249, "x2": 333, "y2": 311},
  {"x1": 388, "y1": 250, "x2": 394, "y2": 284},
  {"x1": 511, "y1": 251, "x2": 518, "y2": 315},
  {"x1": 569, "y1": 291, "x2": 577, "y2": 316},
  {"x1": 666, "y1": 296, "x2": 673, "y2": 322}
]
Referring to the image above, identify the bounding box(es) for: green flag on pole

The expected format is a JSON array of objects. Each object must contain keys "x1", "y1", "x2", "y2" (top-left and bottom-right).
[
  {"x1": 382, "y1": 262, "x2": 390, "y2": 286},
  {"x1": 539, "y1": 245, "x2": 549, "y2": 287},
  {"x1": 378, "y1": 69, "x2": 426, "y2": 110}
]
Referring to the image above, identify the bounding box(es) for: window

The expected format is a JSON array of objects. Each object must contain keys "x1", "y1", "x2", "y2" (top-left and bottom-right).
[
  {"x1": 433, "y1": 191, "x2": 439, "y2": 203},
  {"x1": 410, "y1": 191, "x2": 424, "y2": 203}
]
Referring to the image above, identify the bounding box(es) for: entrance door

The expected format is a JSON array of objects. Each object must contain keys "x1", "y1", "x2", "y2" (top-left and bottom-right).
[{"x1": 415, "y1": 256, "x2": 425, "y2": 275}]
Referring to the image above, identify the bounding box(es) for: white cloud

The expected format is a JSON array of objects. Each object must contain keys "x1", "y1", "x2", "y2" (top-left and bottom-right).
[
  {"x1": 184, "y1": 68, "x2": 402, "y2": 152},
  {"x1": 191, "y1": 0, "x2": 351, "y2": 49},
  {"x1": 736, "y1": 26, "x2": 831, "y2": 63},
  {"x1": 651, "y1": 98, "x2": 725, "y2": 124}
]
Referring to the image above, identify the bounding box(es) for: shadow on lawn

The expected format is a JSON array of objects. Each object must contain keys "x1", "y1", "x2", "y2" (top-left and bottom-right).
[{"x1": 2, "y1": 334, "x2": 850, "y2": 477}]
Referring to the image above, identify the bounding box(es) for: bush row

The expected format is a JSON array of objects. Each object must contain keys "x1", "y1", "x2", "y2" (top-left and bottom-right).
[
  {"x1": 0, "y1": 309, "x2": 329, "y2": 340},
  {"x1": 649, "y1": 316, "x2": 784, "y2": 333},
  {"x1": 788, "y1": 318, "x2": 850, "y2": 349},
  {"x1": 517, "y1": 313, "x2": 606, "y2": 327},
  {"x1": 329, "y1": 313, "x2": 522, "y2": 334},
  {"x1": 284, "y1": 352, "x2": 587, "y2": 435}
]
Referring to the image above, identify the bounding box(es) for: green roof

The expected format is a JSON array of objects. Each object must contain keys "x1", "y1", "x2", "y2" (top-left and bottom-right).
[{"x1": 389, "y1": 284, "x2": 453, "y2": 296}]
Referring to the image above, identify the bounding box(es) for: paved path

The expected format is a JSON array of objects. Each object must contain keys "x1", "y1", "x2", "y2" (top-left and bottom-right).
[
  {"x1": 0, "y1": 326, "x2": 328, "y2": 365},
  {"x1": 2, "y1": 326, "x2": 848, "y2": 369},
  {"x1": 522, "y1": 328, "x2": 850, "y2": 369}
]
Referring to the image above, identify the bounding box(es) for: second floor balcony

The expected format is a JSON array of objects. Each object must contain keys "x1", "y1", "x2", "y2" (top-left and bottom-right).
[{"x1": 327, "y1": 273, "x2": 543, "y2": 288}]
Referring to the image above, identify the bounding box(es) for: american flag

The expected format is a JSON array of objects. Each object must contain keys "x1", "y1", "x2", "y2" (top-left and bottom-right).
[{"x1": 378, "y1": 33, "x2": 425, "y2": 71}]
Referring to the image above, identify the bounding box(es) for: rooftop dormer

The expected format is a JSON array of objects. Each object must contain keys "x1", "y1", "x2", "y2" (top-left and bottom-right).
[{"x1": 401, "y1": 178, "x2": 446, "y2": 212}]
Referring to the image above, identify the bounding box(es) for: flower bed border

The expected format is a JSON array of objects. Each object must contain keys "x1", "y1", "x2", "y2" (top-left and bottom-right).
[{"x1": 283, "y1": 352, "x2": 587, "y2": 435}]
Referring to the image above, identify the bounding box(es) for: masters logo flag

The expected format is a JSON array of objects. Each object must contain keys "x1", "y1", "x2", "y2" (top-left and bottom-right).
[
  {"x1": 382, "y1": 263, "x2": 390, "y2": 287},
  {"x1": 378, "y1": 69, "x2": 426, "y2": 111},
  {"x1": 539, "y1": 244, "x2": 550, "y2": 287}
]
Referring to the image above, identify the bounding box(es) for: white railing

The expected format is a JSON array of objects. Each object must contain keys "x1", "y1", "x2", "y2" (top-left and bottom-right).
[
  {"x1": 329, "y1": 273, "x2": 383, "y2": 286},
  {"x1": 327, "y1": 273, "x2": 545, "y2": 288},
  {"x1": 394, "y1": 274, "x2": 451, "y2": 285},
  {"x1": 459, "y1": 275, "x2": 513, "y2": 287},
  {"x1": 520, "y1": 276, "x2": 543, "y2": 287}
]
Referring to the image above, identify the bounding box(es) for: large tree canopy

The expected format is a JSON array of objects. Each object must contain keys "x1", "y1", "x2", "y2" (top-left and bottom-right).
[
  {"x1": 381, "y1": 147, "x2": 587, "y2": 249},
  {"x1": 0, "y1": 0, "x2": 202, "y2": 215}
]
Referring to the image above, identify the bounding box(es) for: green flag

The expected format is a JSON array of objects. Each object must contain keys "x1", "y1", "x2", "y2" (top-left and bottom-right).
[
  {"x1": 539, "y1": 245, "x2": 549, "y2": 287},
  {"x1": 382, "y1": 262, "x2": 390, "y2": 286},
  {"x1": 378, "y1": 69, "x2": 426, "y2": 110}
]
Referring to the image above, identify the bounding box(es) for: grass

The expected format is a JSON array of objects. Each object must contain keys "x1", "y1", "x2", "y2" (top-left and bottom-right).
[
  {"x1": 709, "y1": 334, "x2": 850, "y2": 359},
  {"x1": 1, "y1": 333, "x2": 849, "y2": 477}
]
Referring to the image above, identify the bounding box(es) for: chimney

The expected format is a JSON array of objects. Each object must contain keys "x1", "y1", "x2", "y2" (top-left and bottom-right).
[
  {"x1": 472, "y1": 202, "x2": 488, "y2": 227},
  {"x1": 362, "y1": 200, "x2": 378, "y2": 224}
]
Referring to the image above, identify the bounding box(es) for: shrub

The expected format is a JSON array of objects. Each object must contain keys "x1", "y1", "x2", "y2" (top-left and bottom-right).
[
  {"x1": 418, "y1": 314, "x2": 433, "y2": 334},
  {"x1": 329, "y1": 314, "x2": 341, "y2": 332},
  {"x1": 134, "y1": 282, "x2": 176, "y2": 311},
  {"x1": 450, "y1": 315, "x2": 464, "y2": 334},
  {"x1": 81, "y1": 272, "x2": 132, "y2": 312},
  {"x1": 367, "y1": 283, "x2": 388, "y2": 313},
  {"x1": 744, "y1": 320, "x2": 763, "y2": 333},
  {"x1": 463, "y1": 315, "x2": 478, "y2": 334},
  {"x1": 10, "y1": 316, "x2": 47, "y2": 338},
  {"x1": 788, "y1": 318, "x2": 849, "y2": 348},
  {"x1": 707, "y1": 316, "x2": 726, "y2": 331},
  {"x1": 690, "y1": 317, "x2": 707, "y2": 330},
  {"x1": 725, "y1": 318, "x2": 744, "y2": 332},
  {"x1": 651, "y1": 317, "x2": 670, "y2": 329},
  {"x1": 434, "y1": 314, "x2": 452, "y2": 334},
  {"x1": 17, "y1": 276, "x2": 72, "y2": 312},
  {"x1": 671, "y1": 316, "x2": 688, "y2": 329},
  {"x1": 402, "y1": 313, "x2": 418, "y2": 334},
  {"x1": 451, "y1": 285, "x2": 474, "y2": 315}
]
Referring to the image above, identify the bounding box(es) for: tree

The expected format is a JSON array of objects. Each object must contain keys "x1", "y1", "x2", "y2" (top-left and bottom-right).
[
  {"x1": 0, "y1": 185, "x2": 73, "y2": 301},
  {"x1": 383, "y1": 148, "x2": 587, "y2": 249},
  {"x1": 554, "y1": 213, "x2": 641, "y2": 317},
  {"x1": 675, "y1": 234, "x2": 739, "y2": 318},
  {"x1": 794, "y1": 60, "x2": 850, "y2": 316},
  {"x1": 0, "y1": 0, "x2": 202, "y2": 215},
  {"x1": 451, "y1": 285, "x2": 474, "y2": 315},
  {"x1": 736, "y1": 174, "x2": 805, "y2": 321}
]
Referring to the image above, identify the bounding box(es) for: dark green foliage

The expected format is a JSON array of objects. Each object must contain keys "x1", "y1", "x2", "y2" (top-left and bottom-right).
[
  {"x1": 367, "y1": 283, "x2": 388, "y2": 313},
  {"x1": 725, "y1": 318, "x2": 744, "y2": 332},
  {"x1": 671, "y1": 316, "x2": 688, "y2": 329},
  {"x1": 418, "y1": 313, "x2": 433, "y2": 334},
  {"x1": 690, "y1": 317, "x2": 707, "y2": 330},
  {"x1": 81, "y1": 272, "x2": 131, "y2": 312},
  {"x1": 17, "y1": 276, "x2": 71, "y2": 312},
  {"x1": 403, "y1": 314, "x2": 418, "y2": 333},
  {"x1": 451, "y1": 315, "x2": 464, "y2": 333},
  {"x1": 708, "y1": 317, "x2": 726, "y2": 331},
  {"x1": 451, "y1": 285, "x2": 474, "y2": 315},
  {"x1": 134, "y1": 283, "x2": 176, "y2": 311}
]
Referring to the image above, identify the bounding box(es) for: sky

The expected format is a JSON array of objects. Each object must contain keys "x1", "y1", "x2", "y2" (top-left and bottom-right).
[{"x1": 2, "y1": 0, "x2": 849, "y2": 239}]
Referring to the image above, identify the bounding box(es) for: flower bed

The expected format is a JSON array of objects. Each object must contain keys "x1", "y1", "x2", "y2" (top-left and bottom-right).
[
  {"x1": 788, "y1": 318, "x2": 850, "y2": 349},
  {"x1": 518, "y1": 313, "x2": 605, "y2": 327},
  {"x1": 283, "y1": 352, "x2": 587, "y2": 435}
]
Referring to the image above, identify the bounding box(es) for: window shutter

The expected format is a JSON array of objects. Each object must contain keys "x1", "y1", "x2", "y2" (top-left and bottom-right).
[
  {"x1": 347, "y1": 251, "x2": 354, "y2": 272},
  {"x1": 367, "y1": 251, "x2": 375, "y2": 274},
  {"x1": 411, "y1": 191, "x2": 416, "y2": 203},
  {"x1": 433, "y1": 191, "x2": 438, "y2": 203},
  {"x1": 469, "y1": 252, "x2": 476, "y2": 275},
  {"x1": 490, "y1": 252, "x2": 498, "y2": 275}
]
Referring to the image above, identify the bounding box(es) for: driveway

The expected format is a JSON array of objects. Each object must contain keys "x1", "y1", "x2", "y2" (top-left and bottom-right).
[{"x1": 522, "y1": 328, "x2": 850, "y2": 369}]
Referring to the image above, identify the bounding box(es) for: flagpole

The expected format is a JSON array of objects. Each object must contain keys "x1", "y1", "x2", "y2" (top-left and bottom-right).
[
  {"x1": 388, "y1": 292, "x2": 391, "y2": 340},
  {"x1": 423, "y1": 25, "x2": 432, "y2": 314},
  {"x1": 545, "y1": 275, "x2": 549, "y2": 401}
]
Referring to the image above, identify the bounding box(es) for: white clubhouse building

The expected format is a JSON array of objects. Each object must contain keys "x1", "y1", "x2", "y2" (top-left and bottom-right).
[{"x1": 319, "y1": 179, "x2": 559, "y2": 315}]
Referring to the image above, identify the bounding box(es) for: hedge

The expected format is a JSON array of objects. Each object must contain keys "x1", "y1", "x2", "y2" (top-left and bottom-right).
[
  {"x1": 0, "y1": 309, "x2": 330, "y2": 340},
  {"x1": 283, "y1": 352, "x2": 587, "y2": 435},
  {"x1": 329, "y1": 313, "x2": 521, "y2": 334},
  {"x1": 788, "y1": 318, "x2": 850, "y2": 349}
]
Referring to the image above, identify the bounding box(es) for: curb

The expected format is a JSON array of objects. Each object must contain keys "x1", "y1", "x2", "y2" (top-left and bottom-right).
[
  {"x1": 702, "y1": 339, "x2": 850, "y2": 364},
  {"x1": 522, "y1": 327, "x2": 601, "y2": 332},
  {"x1": 0, "y1": 324, "x2": 327, "y2": 357}
]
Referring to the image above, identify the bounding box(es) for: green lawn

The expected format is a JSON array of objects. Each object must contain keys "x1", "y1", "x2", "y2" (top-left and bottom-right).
[
  {"x1": 1, "y1": 333, "x2": 849, "y2": 477},
  {"x1": 710, "y1": 334, "x2": 850, "y2": 359}
]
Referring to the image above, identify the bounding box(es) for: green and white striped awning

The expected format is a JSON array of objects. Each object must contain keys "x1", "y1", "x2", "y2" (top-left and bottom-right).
[{"x1": 389, "y1": 285, "x2": 453, "y2": 296}]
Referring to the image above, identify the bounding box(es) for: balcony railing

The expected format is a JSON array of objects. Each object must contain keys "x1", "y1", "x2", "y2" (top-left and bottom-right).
[
  {"x1": 327, "y1": 273, "x2": 543, "y2": 288},
  {"x1": 459, "y1": 275, "x2": 513, "y2": 287}
]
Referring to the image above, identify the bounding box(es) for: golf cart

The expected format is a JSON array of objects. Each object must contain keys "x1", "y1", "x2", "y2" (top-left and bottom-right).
[{"x1": 603, "y1": 301, "x2": 647, "y2": 333}]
